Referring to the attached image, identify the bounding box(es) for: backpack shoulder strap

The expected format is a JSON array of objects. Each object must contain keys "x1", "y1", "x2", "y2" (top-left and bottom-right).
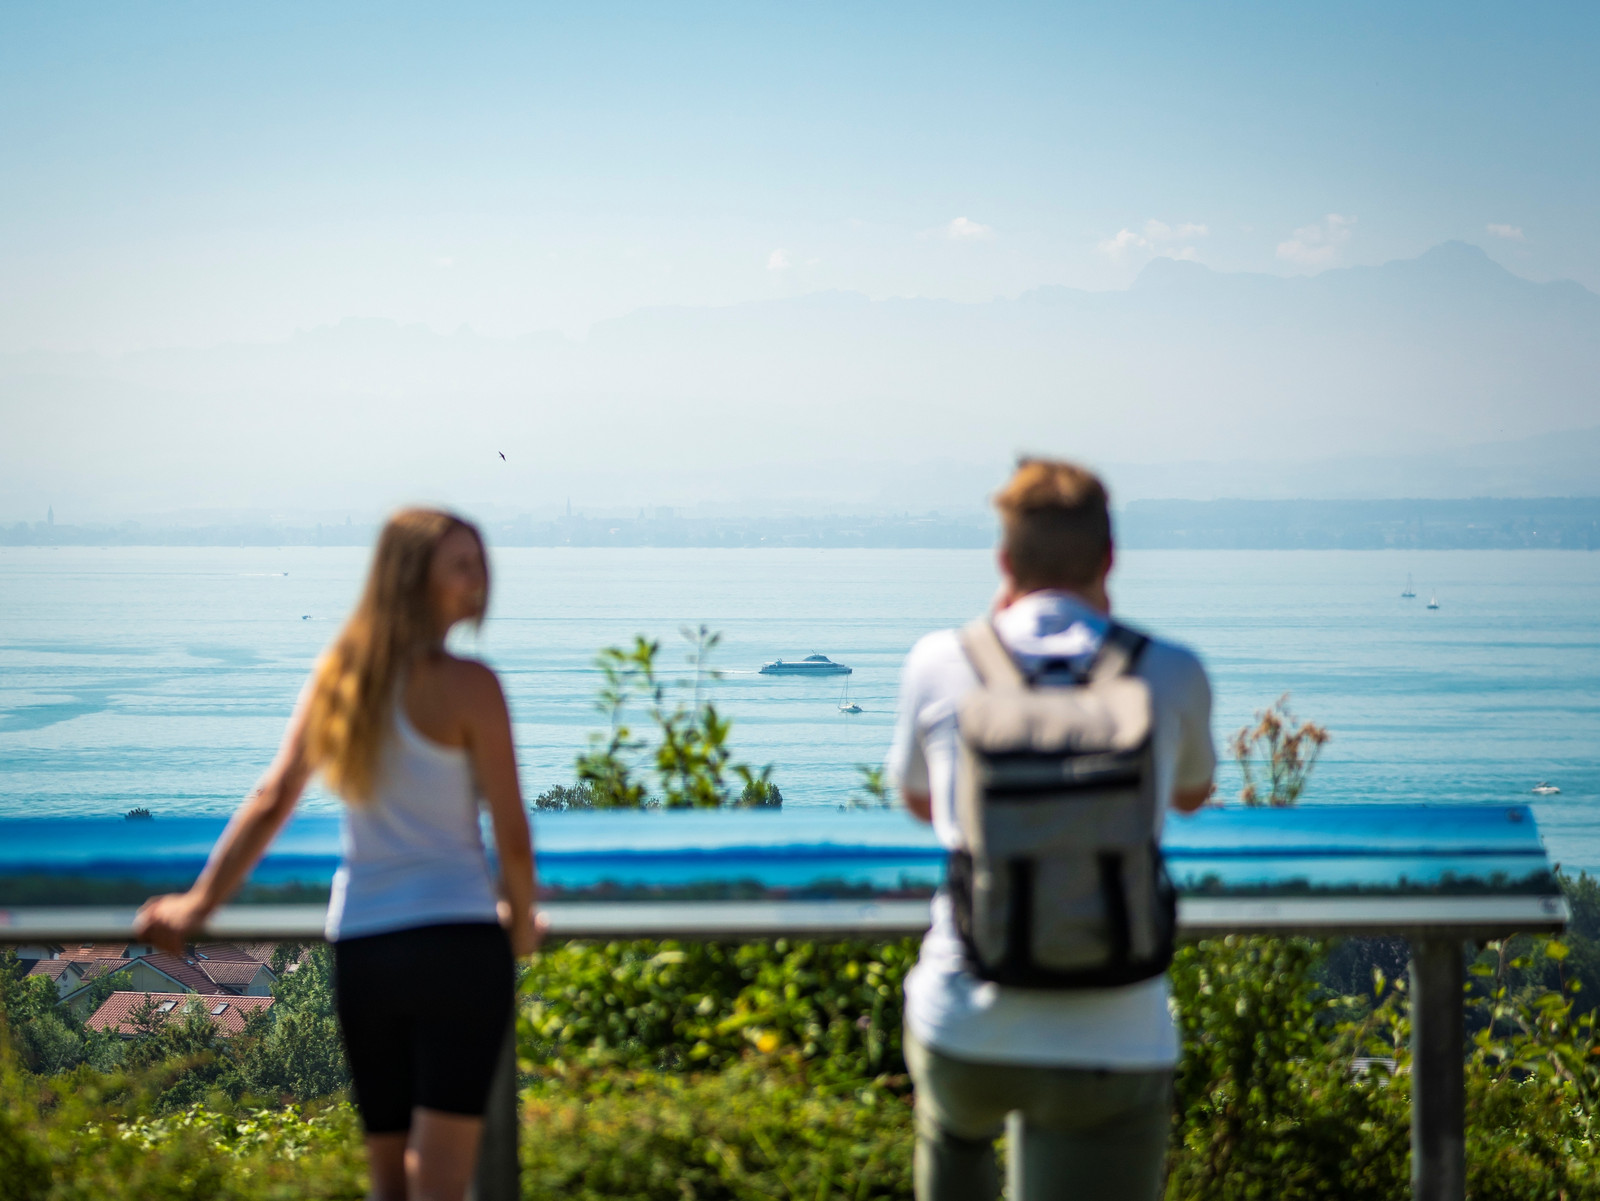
[
  {"x1": 959, "y1": 619, "x2": 1027, "y2": 688},
  {"x1": 1088, "y1": 621, "x2": 1151, "y2": 683}
]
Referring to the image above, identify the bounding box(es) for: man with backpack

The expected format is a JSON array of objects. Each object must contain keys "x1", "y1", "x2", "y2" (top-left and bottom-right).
[{"x1": 888, "y1": 458, "x2": 1215, "y2": 1201}]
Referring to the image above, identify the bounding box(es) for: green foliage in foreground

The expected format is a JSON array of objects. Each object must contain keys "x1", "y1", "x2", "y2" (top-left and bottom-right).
[
  {"x1": 516, "y1": 931, "x2": 1600, "y2": 1200},
  {"x1": 0, "y1": 1067, "x2": 364, "y2": 1201},
  {"x1": 521, "y1": 1062, "x2": 912, "y2": 1201},
  {"x1": 518, "y1": 938, "x2": 914, "y2": 1082},
  {"x1": 8, "y1": 898, "x2": 1600, "y2": 1199}
]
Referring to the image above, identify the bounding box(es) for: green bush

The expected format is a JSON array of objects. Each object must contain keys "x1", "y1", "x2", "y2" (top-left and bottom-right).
[
  {"x1": 1166, "y1": 929, "x2": 1600, "y2": 1201},
  {"x1": 0, "y1": 1052, "x2": 365, "y2": 1201},
  {"x1": 518, "y1": 931, "x2": 1600, "y2": 1201},
  {"x1": 521, "y1": 1062, "x2": 912, "y2": 1201},
  {"x1": 572, "y1": 628, "x2": 784, "y2": 809},
  {"x1": 236, "y1": 946, "x2": 349, "y2": 1103},
  {"x1": 519, "y1": 938, "x2": 917, "y2": 1084},
  {"x1": 1168, "y1": 936, "x2": 1409, "y2": 1199}
]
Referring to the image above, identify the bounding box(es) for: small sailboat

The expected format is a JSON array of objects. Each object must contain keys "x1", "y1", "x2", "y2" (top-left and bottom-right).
[
  {"x1": 1426, "y1": 594, "x2": 1440, "y2": 610},
  {"x1": 1532, "y1": 782, "x2": 1561, "y2": 796},
  {"x1": 1401, "y1": 574, "x2": 1416, "y2": 598},
  {"x1": 838, "y1": 680, "x2": 862, "y2": 714}
]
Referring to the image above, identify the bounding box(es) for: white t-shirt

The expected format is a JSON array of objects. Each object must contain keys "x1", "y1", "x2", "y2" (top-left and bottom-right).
[{"x1": 887, "y1": 591, "x2": 1215, "y2": 1069}]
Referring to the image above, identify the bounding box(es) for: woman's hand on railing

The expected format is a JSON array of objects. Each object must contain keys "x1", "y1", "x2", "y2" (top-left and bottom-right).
[
  {"x1": 498, "y1": 900, "x2": 548, "y2": 957},
  {"x1": 134, "y1": 890, "x2": 209, "y2": 956}
]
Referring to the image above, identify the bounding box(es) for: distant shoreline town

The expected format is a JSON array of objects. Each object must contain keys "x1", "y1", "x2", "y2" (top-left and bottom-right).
[{"x1": 4, "y1": 497, "x2": 1599, "y2": 551}]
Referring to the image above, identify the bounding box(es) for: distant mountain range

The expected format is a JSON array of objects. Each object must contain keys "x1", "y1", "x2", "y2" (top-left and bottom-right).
[
  {"x1": 1103, "y1": 422, "x2": 1600, "y2": 502},
  {"x1": 3, "y1": 241, "x2": 1596, "y2": 519}
]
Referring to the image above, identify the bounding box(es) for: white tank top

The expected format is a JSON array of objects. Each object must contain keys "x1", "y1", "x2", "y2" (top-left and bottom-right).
[{"x1": 324, "y1": 698, "x2": 500, "y2": 941}]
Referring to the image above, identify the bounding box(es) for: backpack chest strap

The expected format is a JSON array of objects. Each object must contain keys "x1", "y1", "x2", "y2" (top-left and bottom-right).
[
  {"x1": 1089, "y1": 623, "x2": 1150, "y2": 683},
  {"x1": 960, "y1": 617, "x2": 1149, "y2": 688}
]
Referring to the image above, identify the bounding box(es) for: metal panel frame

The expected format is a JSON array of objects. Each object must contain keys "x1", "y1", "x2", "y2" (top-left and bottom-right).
[{"x1": 1, "y1": 892, "x2": 1569, "y2": 943}]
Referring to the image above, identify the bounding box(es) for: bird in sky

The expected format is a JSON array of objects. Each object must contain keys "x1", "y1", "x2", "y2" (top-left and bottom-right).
[{"x1": 498, "y1": 451, "x2": 505, "y2": 461}]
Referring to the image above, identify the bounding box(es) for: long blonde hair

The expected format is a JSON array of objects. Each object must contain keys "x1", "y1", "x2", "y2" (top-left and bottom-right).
[{"x1": 304, "y1": 508, "x2": 488, "y2": 802}]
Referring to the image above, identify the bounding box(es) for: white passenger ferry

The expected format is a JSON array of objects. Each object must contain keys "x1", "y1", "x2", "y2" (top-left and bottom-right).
[{"x1": 759, "y1": 653, "x2": 852, "y2": 676}]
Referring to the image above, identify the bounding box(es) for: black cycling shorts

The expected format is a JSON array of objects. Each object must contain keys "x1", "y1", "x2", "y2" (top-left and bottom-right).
[{"x1": 332, "y1": 922, "x2": 514, "y2": 1134}]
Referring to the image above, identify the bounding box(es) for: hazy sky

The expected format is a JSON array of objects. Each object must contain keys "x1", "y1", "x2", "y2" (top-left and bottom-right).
[{"x1": 3, "y1": 2, "x2": 1595, "y2": 352}]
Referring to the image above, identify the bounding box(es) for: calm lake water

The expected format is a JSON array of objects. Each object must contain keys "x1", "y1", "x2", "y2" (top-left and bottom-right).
[{"x1": 2, "y1": 546, "x2": 1597, "y2": 869}]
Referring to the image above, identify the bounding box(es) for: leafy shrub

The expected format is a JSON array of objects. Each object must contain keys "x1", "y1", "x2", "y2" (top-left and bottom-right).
[
  {"x1": 521, "y1": 1061, "x2": 913, "y2": 1201},
  {"x1": 0, "y1": 952, "x2": 123, "y2": 1079},
  {"x1": 0, "y1": 1047, "x2": 365, "y2": 1201},
  {"x1": 1166, "y1": 929, "x2": 1600, "y2": 1201},
  {"x1": 1168, "y1": 936, "x2": 1409, "y2": 1200},
  {"x1": 520, "y1": 930, "x2": 1600, "y2": 1201},
  {"x1": 519, "y1": 938, "x2": 917, "y2": 1084},
  {"x1": 1458, "y1": 933, "x2": 1600, "y2": 1200},
  {"x1": 237, "y1": 946, "x2": 348, "y2": 1103},
  {"x1": 113, "y1": 1101, "x2": 357, "y2": 1165},
  {"x1": 573, "y1": 628, "x2": 782, "y2": 809}
]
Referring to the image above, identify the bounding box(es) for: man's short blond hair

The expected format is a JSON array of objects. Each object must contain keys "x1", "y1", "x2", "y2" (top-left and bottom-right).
[{"x1": 994, "y1": 458, "x2": 1112, "y2": 590}]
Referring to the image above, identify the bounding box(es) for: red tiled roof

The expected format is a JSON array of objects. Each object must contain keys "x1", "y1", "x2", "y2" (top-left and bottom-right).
[
  {"x1": 57, "y1": 952, "x2": 273, "y2": 1000},
  {"x1": 75, "y1": 960, "x2": 134, "y2": 983},
  {"x1": 137, "y1": 952, "x2": 235, "y2": 995},
  {"x1": 196, "y1": 961, "x2": 270, "y2": 987},
  {"x1": 85, "y1": 991, "x2": 273, "y2": 1037},
  {"x1": 66, "y1": 943, "x2": 132, "y2": 961},
  {"x1": 26, "y1": 960, "x2": 74, "y2": 981},
  {"x1": 233, "y1": 941, "x2": 282, "y2": 964},
  {"x1": 193, "y1": 943, "x2": 261, "y2": 963}
]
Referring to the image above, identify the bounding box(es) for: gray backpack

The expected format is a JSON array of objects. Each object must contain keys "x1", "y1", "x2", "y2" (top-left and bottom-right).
[{"x1": 948, "y1": 618, "x2": 1176, "y2": 989}]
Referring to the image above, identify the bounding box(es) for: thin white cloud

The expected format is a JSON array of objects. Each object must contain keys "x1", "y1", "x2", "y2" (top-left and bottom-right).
[
  {"x1": 944, "y1": 217, "x2": 996, "y2": 241},
  {"x1": 1486, "y1": 223, "x2": 1525, "y2": 241},
  {"x1": 1100, "y1": 228, "x2": 1149, "y2": 256},
  {"x1": 767, "y1": 249, "x2": 791, "y2": 271},
  {"x1": 1099, "y1": 218, "x2": 1208, "y2": 261},
  {"x1": 435, "y1": 256, "x2": 456, "y2": 269},
  {"x1": 1276, "y1": 214, "x2": 1356, "y2": 267}
]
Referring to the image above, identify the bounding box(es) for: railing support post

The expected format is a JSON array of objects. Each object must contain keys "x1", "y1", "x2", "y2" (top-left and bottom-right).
[
  {"x1": 470, "y1": 1015, "x2": 519, "y2": 1201},
  {"x1": 1409, "y1": 937, "x2": 1464, "y2": 1201}
]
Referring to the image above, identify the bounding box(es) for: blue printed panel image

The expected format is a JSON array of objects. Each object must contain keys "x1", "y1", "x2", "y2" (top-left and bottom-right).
[{"x1": 0, "y1": 805, "x2": 1560, "y2": 912}]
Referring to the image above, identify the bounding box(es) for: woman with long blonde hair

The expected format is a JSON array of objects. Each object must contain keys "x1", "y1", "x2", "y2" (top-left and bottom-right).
[{"x1": 137, "y1": 508, "x2": 539, "y2": 1201}]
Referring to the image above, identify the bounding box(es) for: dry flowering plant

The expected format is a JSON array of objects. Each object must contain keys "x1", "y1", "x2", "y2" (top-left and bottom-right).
[{"x1": 1230, "y1": 693, "x2": 1330, "y2": 807}]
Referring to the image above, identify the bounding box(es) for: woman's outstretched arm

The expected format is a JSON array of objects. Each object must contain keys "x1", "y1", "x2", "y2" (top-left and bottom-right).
[
  {"x1": 135, "y1": 694, "x2": 314, "y2": 954},
  {"x1": 456, "y1": 661, "x2": 540, "y2": 956}
]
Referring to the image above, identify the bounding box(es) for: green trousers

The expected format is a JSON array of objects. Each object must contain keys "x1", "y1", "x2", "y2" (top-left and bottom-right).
[{"x1": 905, "y1": 1029, "x2": 1173, "y2": 1201}]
